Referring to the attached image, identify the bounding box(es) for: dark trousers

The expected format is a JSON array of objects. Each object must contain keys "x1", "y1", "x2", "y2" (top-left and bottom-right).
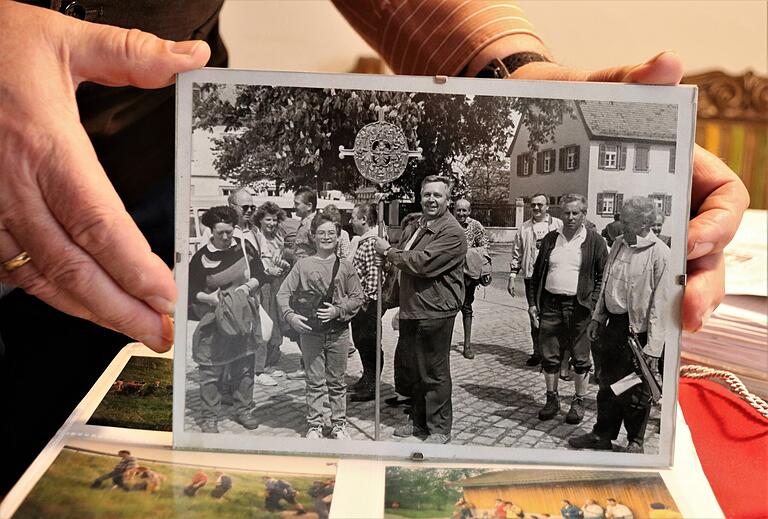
[
  {"x1": 351, "y1": 302, "x2": 381, "y2": 387},
  {"x1": 401, "y1": 317, "x2": 455, "y2": 435},
  {"x1": 592, "y1": 312, "x2": 651, "y2": 445},
  {"x1": 538, "y1": 291, "x2": 592, "y2": 374},
  {"x1": 93, "y1": 469, "x2": 130, "y2": 491},
  {"x1": 394, "y1": 318, "x2": 417, "y2": 398},
  {"x1": 523, "y1": 278, "x2": 540, "y2": 356},
  {"x1": 460, "y1": 276, "x2": 479, "y2": 317},
  {"x1": 198, "y1": 354, "x2": 255, "y2": 420}
]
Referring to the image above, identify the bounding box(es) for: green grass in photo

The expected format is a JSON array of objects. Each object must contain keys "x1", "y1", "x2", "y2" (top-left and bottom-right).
[
  {"x1": 88, "y1": 357, "x2": 173, "y2": 431},
  {"x1": 13, "y1": 447, "x2": 332, "y2": 519}
]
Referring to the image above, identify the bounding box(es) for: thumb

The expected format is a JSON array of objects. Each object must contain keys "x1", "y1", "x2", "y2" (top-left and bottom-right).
[{"x1": 66, "y1": 20, "x2": 210, "y2": 88}]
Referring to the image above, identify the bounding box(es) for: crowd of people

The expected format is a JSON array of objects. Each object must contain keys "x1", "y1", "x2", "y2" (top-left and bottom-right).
[
  {"x1": 453, "y1": 495, "x2": 680, "y2": 519},
  {"x1": 188, "y1": 178, "x2": 672, "y2": 450}
]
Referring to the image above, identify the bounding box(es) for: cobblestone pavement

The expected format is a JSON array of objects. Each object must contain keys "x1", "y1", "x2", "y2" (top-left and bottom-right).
[{"x1": 184, "y1": 245, "x2": 661, "y2": 454}]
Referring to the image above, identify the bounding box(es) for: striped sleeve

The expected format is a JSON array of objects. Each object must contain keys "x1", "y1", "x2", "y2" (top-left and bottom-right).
[{"x1": 331, "y1": 0, "x2": 543, "y2": 76}]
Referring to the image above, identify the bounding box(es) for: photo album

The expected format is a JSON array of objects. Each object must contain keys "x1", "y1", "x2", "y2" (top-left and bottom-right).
[{"x1": 172, "y1": 69, "x2": 695, "y2": 467}]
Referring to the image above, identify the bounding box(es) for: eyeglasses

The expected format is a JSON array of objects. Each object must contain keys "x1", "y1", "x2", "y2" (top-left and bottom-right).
[
  {"x1": 237, "y1": 204, "x2": 256, "y2": 212},
  {"x1": 531, "y1": 203, "x2": 545, "y2": 207}
]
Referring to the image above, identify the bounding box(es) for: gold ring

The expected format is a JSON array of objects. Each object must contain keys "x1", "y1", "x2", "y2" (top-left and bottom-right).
[{"x1": 2, "y1": 251, "x2": 32, "y2": 272}]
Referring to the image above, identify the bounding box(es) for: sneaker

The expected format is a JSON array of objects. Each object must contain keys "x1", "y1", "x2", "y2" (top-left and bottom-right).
[
  {"x1": 254, "y1": 373, "x2": 278, "y2": 386},
  {"x1": 393, "y1": 423, "x2": 428, "y2": 438},
  {"x1": 626, "y1": 440, "x2": 644, "y2": 453},
  {"x1": 234, "y1": 411, "x2": 259, "y2": 430},
  {"x1": 424, "y1": 433, "x2": 451, "y2": 444},
  {"x1": 305, "y1": 425, "x2": 324, "y2": 439},
  {"x1": 565, "y1": 395, "x2": 586, "y2": 424},
  {"x1": 526, "y1": 354, "x2": 542, "y2": 366},
  {"x1": 200, "y1": 420, "x2": 219, "y2": 434},
  {"x1": 330, "y1": 423, "x2": 351, "y2": 440},
  {"x1": 568, "y1": 432, "x2": 612, "y2": 451},
  {"x1": 385, "y1": 396, "x2": 412, "y2": 407},
  {"x1": 462, "y1": 346, "x2": 475, "y2": 359},
  {"x1": 265, "y1": 367, "x2": 285, "y2": 378},
  {"x1": 538, "y1": 391, "x2": 560, "y2": 421},
  {"x1": 350, "y1": 377, "x2": 371, "y2": 392},
  {"x1": 286, "y1": 369, "x2": 306, "y2": 380}
]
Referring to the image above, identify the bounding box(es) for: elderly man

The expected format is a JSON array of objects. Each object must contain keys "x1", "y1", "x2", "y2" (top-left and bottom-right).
[
  {"x1": 374, "y1": 175, "x2": 467, "y2": 444},
  {"x1": 569, "y1": 197, "x2": 671, "y2": 454},
  {"x1": 527, "y1": 193, "x2": 607, "y2": 425},
  {"x1": 200, "y1": 187, "x2": 257, "y2": 248},
  {"x1": 509, "y1": 193, "x2": 563, "y2": 366},
  {"x1": 349, "y1": 202, "x2": 385, "y2": 402},
  {"x1": 454, "y1": 198, "x2": 490, "y2": 359},
  {"x1": 651, "y1": 212, "x2": 672, "y2": 248}
]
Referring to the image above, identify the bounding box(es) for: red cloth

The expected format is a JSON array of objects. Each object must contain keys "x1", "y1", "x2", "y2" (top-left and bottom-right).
[{"x1": 678, "y1": 378, "x2": 768, "y2": 519}]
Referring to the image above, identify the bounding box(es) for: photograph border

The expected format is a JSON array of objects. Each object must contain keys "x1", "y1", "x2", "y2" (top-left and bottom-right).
[{"x1": 173, "y1": 68, "x2": 697, "y2": 468}]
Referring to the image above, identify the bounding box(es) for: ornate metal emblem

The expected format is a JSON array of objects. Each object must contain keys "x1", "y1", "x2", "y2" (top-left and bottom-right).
[{"x1": 339, "y1": 109, "x2": 422, "y2": 184}]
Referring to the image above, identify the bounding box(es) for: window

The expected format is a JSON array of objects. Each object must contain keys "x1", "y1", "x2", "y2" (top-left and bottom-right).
[
  {"x1": 650, "y1": 193, "x2": 673, "y2": 216},
  {"x1": 517, "y1": 153, "x2": 533, "y2": 177},
  {"x1": 634, "y1": 145, "x2": 650, "y2": 172},
  {"x1": 220, "y1": 187, "x2": 236, "y2": 196},
  {"x1": 596, "y1": 192, "x2": 624, "y2": 217},
  {"x1": 537, "y1": 149, "x2": 556, "y2": 174},
  {"x1": 598, "y1": 143, "x2": 626, "y2": 170},
  {"x1": 558, "y1": 145, "x2": 580, "y2": 171},
  {"x1": 669, "y1": 145, "x2": 676, "y2": 173}
]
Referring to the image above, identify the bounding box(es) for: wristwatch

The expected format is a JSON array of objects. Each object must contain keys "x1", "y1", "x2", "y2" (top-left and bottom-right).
[{"x1": 474, "y1": 52, "x2": 550, "y2": 79}]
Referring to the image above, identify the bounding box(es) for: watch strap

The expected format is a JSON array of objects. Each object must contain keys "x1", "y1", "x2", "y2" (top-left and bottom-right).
[{"x1": 475, "y1": 52, "x2": 550, "y2": 79}]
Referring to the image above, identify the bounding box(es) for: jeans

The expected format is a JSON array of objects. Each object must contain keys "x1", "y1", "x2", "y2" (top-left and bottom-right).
[
  {"x1": 300, "y1": 328, "x2": 351, "y2": 427},
  {"x1": 401, "y1": 317, "x2": 455, "y2": 435},
  {"x1": 198, "y1": 354, "x2": 255, "y2": 420},
  {"x1": 538, "y1": 291, "x2": 592, "y2": 374}
]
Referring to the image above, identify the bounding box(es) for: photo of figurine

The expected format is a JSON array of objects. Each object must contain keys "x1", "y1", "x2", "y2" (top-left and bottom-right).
[
  {"x1": 385, "y1": 466, "x2": 681, "y2": 519},
  {"x1": 87, "y1": 356, "x2": 173, "y2": 431},
  {"x1": 174, "y1": 70, "x2": 694, "y2": 464},
  {"x1": 10, "y1": 442, "x2": 336, "y2": 518}
]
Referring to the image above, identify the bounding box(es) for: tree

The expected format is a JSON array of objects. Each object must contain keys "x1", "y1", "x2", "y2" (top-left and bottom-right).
[{"x1": 193, "y1": 84, "x2": 570, "y2": 202}]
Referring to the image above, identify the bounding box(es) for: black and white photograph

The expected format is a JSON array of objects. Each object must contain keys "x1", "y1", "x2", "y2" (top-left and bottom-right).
[{"x1": 173, "y1": 70, "x2": 695, "y2": 466}]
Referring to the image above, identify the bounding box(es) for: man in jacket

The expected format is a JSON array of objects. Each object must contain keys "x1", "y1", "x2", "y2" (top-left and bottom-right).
[
  {"x1": 454, "y1": 198, "x2": 490, "y2": 360},
  {"x1": 569, "y1": 197, "x2": 671, "y2": 453},
  {"x1": 509, "y1": 193, "x2": 563, "y2": 366},
  {"x1": 527, "y1": 193, "x2": 607, "y2": 425},
  {"x1": 374, "y1": 176, "x2": 467, "y2": 444}
]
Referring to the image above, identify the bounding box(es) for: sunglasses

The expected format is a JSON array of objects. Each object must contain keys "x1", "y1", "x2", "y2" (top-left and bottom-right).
[{"x1": 237, "y1": 204, "x2": 256, "y2": 212}]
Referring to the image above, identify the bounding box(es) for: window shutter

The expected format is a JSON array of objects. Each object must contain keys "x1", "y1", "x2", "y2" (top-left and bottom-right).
[
  {"x1": 574, "y1": 146, "x2": 581, "y2": 170},
  {"x1": 664, "y1": 194, "x2": 672, "y2": 216},
  {"x1": 597, "y1": 193, "x2": 605, "y2": 215},
  {"x1": 619, "y1": 146, "x2": 627, "y2": 170},
  {"x1": 616, "y1": 193, "x2": 624, "y2": 213},
  {"x1": 598, "y1": 144, "x2": 606, "y2": 170},
  {"x1": 517, "y1": 155, "x2": 523, "y2": 176},
  {"x1": 669, "y1": 146, "x2": 676, "y2": 173},
  {"x1": 559, "y1": 148, "x2": 566, "y2": 171},
  {"x1": 537, "y1": 151, "x2": 544, "y2": 174}
]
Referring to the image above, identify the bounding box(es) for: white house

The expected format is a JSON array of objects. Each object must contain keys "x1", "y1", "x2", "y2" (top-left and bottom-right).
[{"x1": 508, "y1": 100, "x2": 678, "y2": 235}]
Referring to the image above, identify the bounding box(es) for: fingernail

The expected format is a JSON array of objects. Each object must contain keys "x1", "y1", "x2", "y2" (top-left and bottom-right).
[
  {"x1": 688, "y1": 241, "x2": 714, "y2": 259},
  {"x1": 146, "y1": 295, "x2": 176, "y2": 315},
  {"x1": 170, "y1": 40, "x2": 202, "y2": 56},
  {"x1": 647, "y1": 50, "x2": 676, "y2": 64},
  {"x1": 138, "y1": 335, "x2": 170, "y2": 351}
]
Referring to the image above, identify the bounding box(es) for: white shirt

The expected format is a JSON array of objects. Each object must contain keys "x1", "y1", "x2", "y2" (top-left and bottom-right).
[
  {"x1": 603, "y1": 232, "x2": 656, "y2": 315},
  {"x1": 545, "y1": 225, "x2": 586, "y2": 296}
]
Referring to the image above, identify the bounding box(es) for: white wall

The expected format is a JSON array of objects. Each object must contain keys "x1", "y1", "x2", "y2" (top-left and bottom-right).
[{"x1": 219, "y1": 1, "x2": 767, "y2": 75}]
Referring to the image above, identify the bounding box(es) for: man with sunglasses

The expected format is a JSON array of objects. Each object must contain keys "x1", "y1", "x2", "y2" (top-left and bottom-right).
[
  {"x1": 509, "y1": 194, "x2": 562, "y2": 366},
  {"x1": 201, "y1": 187, "x2": 258, "y2": 249}
]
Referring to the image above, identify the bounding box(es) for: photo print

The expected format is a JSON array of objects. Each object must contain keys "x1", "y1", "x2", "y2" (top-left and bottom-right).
[
  {"x1": 384, "y1": 466, "x2": 682, "y2": 519},
  {"x1": 173, "y1": 69, "x2": 696, "y2": 466},
  {"x1": 8, "y1": 440, "x2": 337, "y2": 519}
]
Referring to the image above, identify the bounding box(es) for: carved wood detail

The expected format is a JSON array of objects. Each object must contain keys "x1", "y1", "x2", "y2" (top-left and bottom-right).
[{"x1": 683, "y1": 70, "x2": 768, "y2": 122}]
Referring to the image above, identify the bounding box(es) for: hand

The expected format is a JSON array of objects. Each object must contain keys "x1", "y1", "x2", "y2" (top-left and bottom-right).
[
  {"x1": 642, "y1": 352, "x2": 660, "y2": 376},
  {"x1": 510, "y1": 51, "x2": 750, "y2": 332},
  {"x1": 527, "y1": 305, "x2": 539, "y2": 328},
  {"x1": 587, "y1": 320, "x2": 602, "y2": 341},
  {"x1": 506, "y1": 275, "x2": 516, "y2": 297},
  {"x1": 316, "y1": 303, "x2": 339, "y2": 323},
  {"x1": 289, "y1": 314, "x2": 312, "y2": 333},
  {"x1": 0, "y1": 2, "x2": 210, "y2": 352},
  {"x1": 373, "y1": 237, "x2": 390, "y2": 255}
]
